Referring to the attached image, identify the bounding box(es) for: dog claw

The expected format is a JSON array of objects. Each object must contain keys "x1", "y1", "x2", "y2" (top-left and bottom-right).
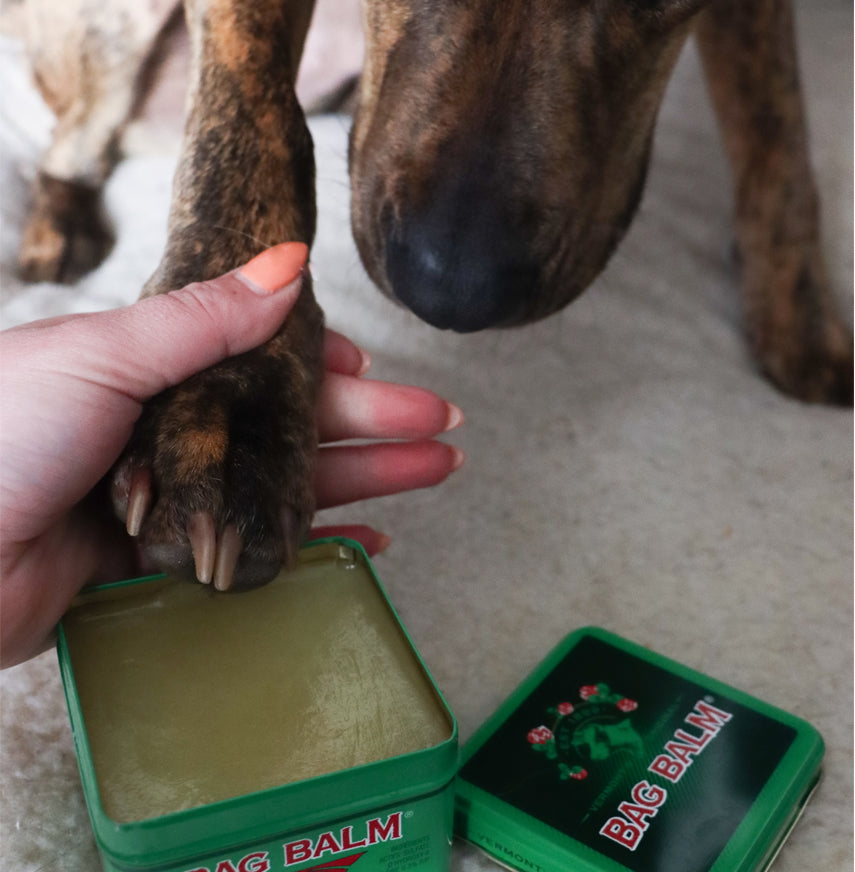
[
  {"x1": 187, "y1": 512, "x2": 217, "y2": 584},
  {"x1": 126, "y1": 469, "x2": 153, "y2": 537},
  {"x1": 280, "y1": 506, "x2": 300, "y2": 569},
  {"x1": 213, "y1": 525, "x2": 243, "y2": 592}
]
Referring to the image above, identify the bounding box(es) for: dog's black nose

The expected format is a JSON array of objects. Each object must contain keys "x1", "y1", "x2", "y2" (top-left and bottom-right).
[{"x1": 383, "y1": 199, "x2": 537, "y2": 332}]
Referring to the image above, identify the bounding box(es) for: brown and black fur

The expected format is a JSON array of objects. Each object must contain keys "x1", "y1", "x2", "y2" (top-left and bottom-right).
[{"x1": 14, "y1": 0, "x2": 853, "y2": 588}]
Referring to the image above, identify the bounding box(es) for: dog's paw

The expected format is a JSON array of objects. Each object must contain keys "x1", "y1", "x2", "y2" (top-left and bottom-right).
[
  {"x1": 744, "y1": 253, "x2": 853, "y2": 406},
  {"x1": 17, "y1": 174, "x2": 114, "y2": 283},
  {"x1": 111, "y1": 344, "x2": 322, "y2": 591},
  {"x1": 754, "y1": 319, "x2": 853, "y2": 406}
]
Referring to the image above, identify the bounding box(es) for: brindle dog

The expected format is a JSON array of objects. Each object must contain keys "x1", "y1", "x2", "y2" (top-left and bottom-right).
[{"x1": 15, "y1": 0, "x2": 853, "y2": 590}]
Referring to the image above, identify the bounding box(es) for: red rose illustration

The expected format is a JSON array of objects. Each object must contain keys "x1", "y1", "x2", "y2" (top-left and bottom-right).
[
  {"x1": 617, "y1": 698, "x2": 638, "y2": 712},
  {"x1": 579, "y1": 685, "x2": 599, "y2": 700},
  {"x1": 527, "y1": 726, "x2": 553, "y2": 744},
  {"x1": 570, "y1": 768, "x2": 588, "y2": 780},
  {"x1": 557, "y1": 702, "x2": 575, "y2": 715}
]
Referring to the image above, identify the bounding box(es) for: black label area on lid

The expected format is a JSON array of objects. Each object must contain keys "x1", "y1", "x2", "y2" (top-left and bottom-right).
[{"x1": 459, "y1": 635, "x2": 796, "y2": 872}]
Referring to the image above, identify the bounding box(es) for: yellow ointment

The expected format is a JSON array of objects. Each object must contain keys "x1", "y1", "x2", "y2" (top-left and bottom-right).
[{"x1": 61, "y1": 544, "x2": 451, "y2": 823}]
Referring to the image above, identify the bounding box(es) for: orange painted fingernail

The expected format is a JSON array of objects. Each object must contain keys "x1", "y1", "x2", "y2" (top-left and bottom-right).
[{"x1": 237, "y1": 242, "x2": 308, "y2": 295}]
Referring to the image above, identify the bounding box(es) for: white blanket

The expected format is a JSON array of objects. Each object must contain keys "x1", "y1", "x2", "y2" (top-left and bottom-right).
[{"x1": 1, "y1": 3, "x2": 851, "y2": 869}]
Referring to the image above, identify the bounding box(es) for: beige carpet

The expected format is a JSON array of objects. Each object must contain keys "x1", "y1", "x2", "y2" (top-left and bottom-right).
[{"x1": 1, "y1": 2, "x2": 851, "y2": 869}]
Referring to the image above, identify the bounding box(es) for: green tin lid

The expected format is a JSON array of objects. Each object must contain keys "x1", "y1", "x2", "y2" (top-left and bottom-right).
[{"x1": 455, "y1": 627, "x2": 822, "y2": 872}]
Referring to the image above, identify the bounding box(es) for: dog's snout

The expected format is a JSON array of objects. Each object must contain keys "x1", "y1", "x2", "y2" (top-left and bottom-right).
[{"x1": 383, "y1": 197, "x2": 537, "y2": 333}]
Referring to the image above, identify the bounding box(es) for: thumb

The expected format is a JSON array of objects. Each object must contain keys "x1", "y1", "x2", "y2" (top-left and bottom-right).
[{"x1": 60, "y1": 242, "x2": 309, "y2": 401}]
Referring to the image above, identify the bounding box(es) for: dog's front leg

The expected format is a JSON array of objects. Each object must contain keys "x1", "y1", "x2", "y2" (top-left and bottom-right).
[
  {"x1": 695, "y1": 0, "x2": 852, "y2": 404},
  {"x1": 111, "y1": 0, "x2": 325, "y2": 589}
]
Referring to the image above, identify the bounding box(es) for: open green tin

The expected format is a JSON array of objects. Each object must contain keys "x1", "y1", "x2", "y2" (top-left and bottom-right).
[
  {"x1": 57, "y1": 539, "x2": 458, "y2": 872},
  {"x1": 455, "y1": 627, "x2": 822, "y2": 872}
]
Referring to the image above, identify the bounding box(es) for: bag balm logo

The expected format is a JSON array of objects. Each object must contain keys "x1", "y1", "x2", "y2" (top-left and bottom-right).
[
  {"x1": 599, "y1": 699, "x2": 733, "y2": 852},
  {"x1": 283, "y1": 813, "x2": 403, "y2": 868},
  {"x1": 184, "y1": 812, "x2": 402, "y2": 872},
  {"x1": 527, "y1": 683, "x2": 641, "y2": 782}
]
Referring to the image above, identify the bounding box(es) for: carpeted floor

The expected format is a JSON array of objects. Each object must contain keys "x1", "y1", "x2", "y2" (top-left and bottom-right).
[{"x1": 1, "y1": 2, "x2": 851, "y2": 870}]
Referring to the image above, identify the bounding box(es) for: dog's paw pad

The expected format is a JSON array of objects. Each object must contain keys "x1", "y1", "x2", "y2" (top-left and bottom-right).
[
  {"x1": 114, "y1": 452, "x2": 307, "y2": 591},
  {"x1": 144, "y1": 518, "x2": 251, "y2": 591}
]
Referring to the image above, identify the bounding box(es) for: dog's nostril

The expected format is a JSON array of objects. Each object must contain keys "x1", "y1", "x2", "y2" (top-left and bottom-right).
[{"x1": 384, "y1": 223, "x2": 536, "y2": 333}]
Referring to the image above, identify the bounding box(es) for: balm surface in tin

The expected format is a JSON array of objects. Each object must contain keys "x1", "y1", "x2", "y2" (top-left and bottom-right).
[
  {"x1": 455, "y1": 627, "x2": 822, "y2": 872},
  {"x1": 57, "y1": 539, "x2": 457, "y2": 872}
]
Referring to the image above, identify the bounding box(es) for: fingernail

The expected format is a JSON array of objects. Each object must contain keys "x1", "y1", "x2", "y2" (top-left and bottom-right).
[
  {"x1": 376, "y1": 533, "x2": 392, "y2": 553},
  {"x1": 237, "y1": 242, "x2": 309, "y2": 295},
  {"x1": 449, "y1": 445, "x2": 466, "y2": 471},
  {"x1": 444, "y1": 403, "x2": 464, "y2": 432},
  {"x1": 356, "y1": 348, "x2": 372, "y2": 376}
]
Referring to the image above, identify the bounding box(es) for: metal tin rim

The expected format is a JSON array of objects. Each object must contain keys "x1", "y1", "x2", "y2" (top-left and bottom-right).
[{"x1": 58, "y1": 538, "x2": 459, "y2": 869}]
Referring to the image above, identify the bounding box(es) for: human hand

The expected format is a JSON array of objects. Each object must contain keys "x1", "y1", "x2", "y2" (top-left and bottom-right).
[{"x1": 0, "y1": 243, "x2": 463, "y2": 667}]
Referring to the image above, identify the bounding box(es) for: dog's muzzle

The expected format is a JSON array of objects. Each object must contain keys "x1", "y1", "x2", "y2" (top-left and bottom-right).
[{"x1": 381, "y1": 171, "x2": 539, "y2": 332}]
